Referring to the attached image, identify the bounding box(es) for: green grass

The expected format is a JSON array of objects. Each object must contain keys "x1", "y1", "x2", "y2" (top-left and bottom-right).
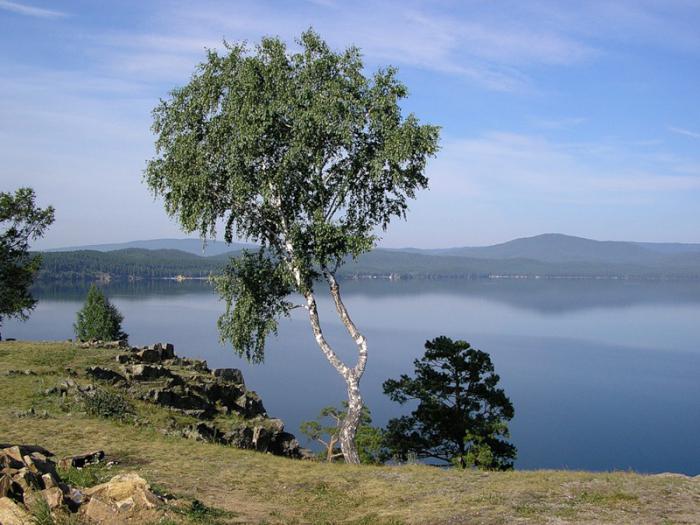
[{"x1": 2, "y1": 341, "x2": 699, "y2": 524}]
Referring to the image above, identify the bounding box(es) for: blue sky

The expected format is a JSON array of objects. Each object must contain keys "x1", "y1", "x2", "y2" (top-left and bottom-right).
[{"x1": 2, "y1": 0, "x2": 699, "y2": 249}]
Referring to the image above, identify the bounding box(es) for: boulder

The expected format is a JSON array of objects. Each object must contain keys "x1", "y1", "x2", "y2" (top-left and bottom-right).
[
  {"x1": 0, "y1": 497, "x2": 31, "y2": 525},
  {"x1": 83, "y1": 473, "x2": 161, "y2": 513}
]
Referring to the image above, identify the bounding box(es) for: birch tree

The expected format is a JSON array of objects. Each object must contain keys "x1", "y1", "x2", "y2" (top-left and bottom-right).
[{"x1": 145, "y1": 30, "x2": 439, "y2": 463}]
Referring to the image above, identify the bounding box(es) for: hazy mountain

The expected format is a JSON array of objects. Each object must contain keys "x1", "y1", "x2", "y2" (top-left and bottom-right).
[
  {"x1": 47, "y1": 238, "x2": 254, "y2": 256},
  {"x1": 400, "y1": 233, "x2": 700, "y2": 265}
]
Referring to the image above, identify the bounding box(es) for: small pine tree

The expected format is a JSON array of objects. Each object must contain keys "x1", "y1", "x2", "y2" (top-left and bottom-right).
[{"x1": 74, "y1": 285, "x2": 127, "y2": 342}]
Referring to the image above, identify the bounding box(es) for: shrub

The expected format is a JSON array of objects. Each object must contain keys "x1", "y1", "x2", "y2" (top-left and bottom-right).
[
  {"x1": 73, "y1": 285, "x2": 127, "y2": 342},
  {"x1": 82, "y1": 388, "x2": 133, "y2": 419}
]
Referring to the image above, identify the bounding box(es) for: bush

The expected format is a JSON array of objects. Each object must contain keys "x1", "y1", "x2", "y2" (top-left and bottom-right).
[
  {"x1": 74, "y1": 284, "x2": 127, "y2": 342},
  {"x1": 82, "y1": 388, "x2": 133, "y2": 419}
]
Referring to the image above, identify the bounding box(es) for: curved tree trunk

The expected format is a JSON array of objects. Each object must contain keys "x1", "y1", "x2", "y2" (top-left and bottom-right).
[
  {"x1": 281, "y1": 235, "x2": 368, "y2": 464},
  {"x1": 327, "y1": 273, "x2": 368, "y2": 465}
]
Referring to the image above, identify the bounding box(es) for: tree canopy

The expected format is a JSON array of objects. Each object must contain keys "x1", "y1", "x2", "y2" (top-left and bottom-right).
[
  {"x1": 74, "y1": 284, "x2": 127, "y2": 342},
  {"x1": 383, "y1": 336, "x2": 516, "y2": 470},
  {"x1": 0, "y1": 187, "x2": 54, "y2": 338},
  {"x1": 145, "y1": 29, "x2": 439, "y2": 361}
]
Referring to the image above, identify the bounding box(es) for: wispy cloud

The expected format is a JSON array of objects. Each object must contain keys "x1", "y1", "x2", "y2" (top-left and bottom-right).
[
  {"x1": 669, "y1": 126, "x2": 700, "y2": 140},
  {"x1": 429, "y1": 132, "x2": 700, "y2": 204},
  {"x1": 0, "y1": 0, "x2": 65, "y2": 18}
]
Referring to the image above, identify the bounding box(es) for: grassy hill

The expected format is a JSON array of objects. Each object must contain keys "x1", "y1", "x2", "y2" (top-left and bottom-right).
[{"x1": 1, "y1": 340, "x2": 699, "y2": 524}]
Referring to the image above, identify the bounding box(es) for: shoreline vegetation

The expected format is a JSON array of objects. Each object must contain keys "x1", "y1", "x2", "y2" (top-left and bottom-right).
[{"x1": 2, "y1": 340, "x2": 699, "y2": 524}]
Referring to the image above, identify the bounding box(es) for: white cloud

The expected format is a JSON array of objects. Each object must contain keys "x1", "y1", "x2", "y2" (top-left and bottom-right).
[
  {"x1": 669, "y1": 126, "x2": 700, "y2": 140},
  {"x1": 0, "y1": 0, "x2": 65, "y2": 18}
]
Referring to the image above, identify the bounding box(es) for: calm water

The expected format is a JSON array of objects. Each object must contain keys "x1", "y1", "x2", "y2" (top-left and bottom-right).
[{"x1": 6, "y1": 279, "x2": 700, "y2": 474}]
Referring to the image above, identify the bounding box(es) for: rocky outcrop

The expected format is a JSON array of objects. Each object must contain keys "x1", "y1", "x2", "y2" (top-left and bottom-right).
[
  {"x1": 72, "y1": 342, "x2": 304, "y2": 458},
  {"x1": 0, "y1": 445, "x2": 166, "y2": 524}
]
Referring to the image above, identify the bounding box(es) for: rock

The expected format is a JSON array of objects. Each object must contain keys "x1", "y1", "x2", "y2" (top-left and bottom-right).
[
  {"x1": 41, "y1": 473, "x2": 57, "y2": 489},
  {"x1": 146, "y1": 386, "x2": 212, "y2": 415},
  {"x1": 25, "y1": 486, "x2": 64, "y2": 510},
  {"x1": 161, "y1": 343, "x2": 175, "y2": 359},
  {"x1": 0, "y1": 496, "x2": 31, "y2": 525},
  {"x1": 84, "y1": 473, "x2": 161, "y2": 510},
  {"x1": 0, "y1": 475, "x2": 11, "y2": 498},
  {"x1": 266, "y1": 418, "x2": 285, "y2": 434},
  {"x1": 136, "y1": 348, "x2": 161, "y2": 363},
  {"x1": 0, "y1": 445, "x2": 54, "y2": 457},
  {"x1": 270, "y1": 432, "x2": 302, "y2": 458},
  {"x1": 213, "y1": 368, "x2": 245, "y2": 385},
  {"x1": 2, "y1": 447, "x2": 24, "y2": 464},
  {"x1": 86, "y1": 366, "x2": 127, "y2": 384},
  {"x1": 64, "y1": 486, "x2": 84, "y2": 510},
  {"x1": 222, "y1": 427, "x2": 254, "y2": 449},
  {"x1": 252, "y1": 426, "x2": 271, "y2": 452},
  {"x1": 181, "y1": 422, "x2": 220, "y2": 442},
  {"x1": 235, "y1": 392, "x2": 267, "y2": 418},
  {"x1": 124, "y1": 364, "x2": 173, "y2": 381},
  {"x1": 12, "y1": 467, "x2": 39, "y2": 494},
  {"x1": 83, "y1": 496, "x2": 114, "y2": 523},
  {"x1": 115, "y1": 353, "x2": 132, "y2": 364},
  {"x1": 58, "y1": 450, "x2": 105, "y2": 470}
]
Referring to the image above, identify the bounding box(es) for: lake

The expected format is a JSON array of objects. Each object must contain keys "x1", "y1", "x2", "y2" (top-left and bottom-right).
[{"x1": 6, "y1": 278, "x2": 700, "y2": 474}]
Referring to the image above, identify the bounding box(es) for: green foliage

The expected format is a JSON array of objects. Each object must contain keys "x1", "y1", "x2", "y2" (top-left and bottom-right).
[
  {"x1": 383, "y1": 336, "x2": 516, "y2": 470},
  {"x1": 58, "y1": 463, "x2": 113, "y2": 488},
  {"x1": 300, "y1": 403, "x2": 385, "y2": 464},
  {"x1": 213, "y1": 250, "x2": 293, "y2": 363},
  {"x1": 145, "y1": 29, "x2": 439, "y2": 361},
  {"x1": 82, "y1": 387, "x2": 133, "y2": 419},
  {"x1": 0, "y1": 187, "x2": 54, "y2": 337},
  {"x1": 73, "y1": 285, "x2": 127, "y2": 342}
]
